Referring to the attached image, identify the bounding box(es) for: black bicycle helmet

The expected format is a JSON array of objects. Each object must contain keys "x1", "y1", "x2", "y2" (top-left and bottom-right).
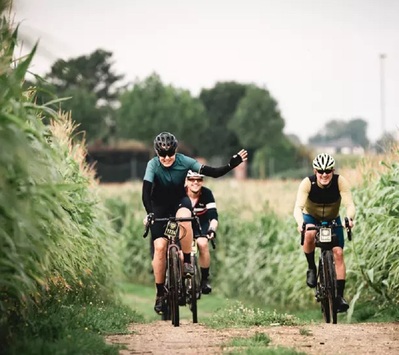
[{"x1": 153, "y1": 132, "x2": 178, "y2": 154}]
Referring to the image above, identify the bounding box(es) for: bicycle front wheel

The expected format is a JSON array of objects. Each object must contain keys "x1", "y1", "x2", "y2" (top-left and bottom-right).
[
  {"x1": 318, "y1": 256, "x2": 331, "y2": 324},
  {"x1": 169, "y1": 247, "x2": 181, "y2": 327},
  {"x1": 324, "y1": 250, "x2": 338, "y2": 324}
]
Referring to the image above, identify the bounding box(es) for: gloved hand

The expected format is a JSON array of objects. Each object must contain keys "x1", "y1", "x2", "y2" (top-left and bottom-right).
[
  {"x1": 228, "y1": 149, "x2": 248, "y2": 168},
  {"x1": 207, "y1": 228, "x2": 217, "y2": 240},
  {"x1": 143, "y1": 212, "x2": 154, "y2": 226},
  {"x1": 228, "y1": 154, "x2": 243, "y2": 168}
]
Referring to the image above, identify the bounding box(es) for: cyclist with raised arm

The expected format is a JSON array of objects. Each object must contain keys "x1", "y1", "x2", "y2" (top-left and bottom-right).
[
  {"x1": 142, "y1": 132, "x2": 248, "y2": 314},
  {"x1": 293, "y1": 153, "x2": 356, "y2": 313},
  {"x1": 185, "y1": 170, "x2": 218, "y2": 294}
]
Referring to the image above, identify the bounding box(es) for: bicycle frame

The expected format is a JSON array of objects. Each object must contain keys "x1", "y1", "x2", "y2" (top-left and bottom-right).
[
  {"x1": 143, "y1": 215, "x2": 199, "y2": 327},
  {"x1": 302, "y1": 218, "x2": 351, "y2": 324}
]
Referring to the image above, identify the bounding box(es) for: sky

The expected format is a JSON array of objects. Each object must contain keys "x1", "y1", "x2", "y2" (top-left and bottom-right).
[{"x1": 12, "y1": 0, "x2": 399, "y2": 144}]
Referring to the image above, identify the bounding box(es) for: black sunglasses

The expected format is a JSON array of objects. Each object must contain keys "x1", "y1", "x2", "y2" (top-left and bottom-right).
[
  {"x1": 316, "y1": 169, "x2": 333, "y2": 175},
  {"x1": 157, "y1": 149, "x2": 176, "y2": 157},
  {"x1": 187, "y1": 178, "x2": 203, "y2": 182}
]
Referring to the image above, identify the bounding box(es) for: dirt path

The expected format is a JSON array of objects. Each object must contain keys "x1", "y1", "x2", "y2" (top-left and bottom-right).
[{"x1": 106, "y1": 320, "x2": 399, "y2": 354}]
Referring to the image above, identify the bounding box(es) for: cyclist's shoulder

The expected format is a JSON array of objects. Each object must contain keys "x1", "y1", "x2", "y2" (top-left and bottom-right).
[
  {"x1": 199, "y1": 186, "x2": 215, "y2": 200},
  {"x1": 201, "y1": 186, "x2": 213, "y2": 194},
  {"x1": 175, "y1": 152, "x2": 196, "y2": 163}
]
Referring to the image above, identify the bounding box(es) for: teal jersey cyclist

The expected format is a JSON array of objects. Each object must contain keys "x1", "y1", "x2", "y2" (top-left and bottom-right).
[{"x1": 142, "y1": 132, "x2": 248, "y2": 314}]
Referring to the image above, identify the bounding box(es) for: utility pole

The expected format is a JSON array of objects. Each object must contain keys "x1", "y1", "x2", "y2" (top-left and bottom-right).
[{"x1": 379, "y1": 53, "x2": 386, "y2": 136}]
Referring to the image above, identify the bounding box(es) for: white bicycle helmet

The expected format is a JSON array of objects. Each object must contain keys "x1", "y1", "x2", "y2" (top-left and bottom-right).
[
  {"x1": 312, "y1": 153, "x2": 335, "y2": 170},
  {"x1": 186, "y1": 170, "x2": 204, "y2": 179}
]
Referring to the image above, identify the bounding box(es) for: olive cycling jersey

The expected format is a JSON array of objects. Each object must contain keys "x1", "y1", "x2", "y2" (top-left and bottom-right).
[{"x1": 293, "y1": 173, "x2": 356, "y2": 226}]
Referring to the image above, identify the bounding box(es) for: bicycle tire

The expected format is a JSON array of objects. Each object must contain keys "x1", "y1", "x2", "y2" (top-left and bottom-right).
[
  {"x1": 162, "y1": 275, "x2": 171, "y2": 321},
  {"x1": 318, "y1": 255, "x2": 331, "y2": 323},
  {"x1": 189, "y1": 255, "x2": 199, "y2": 323},
  {"x1": 169, "y1": 247, "x2": 180, "y2": 327},
  {"x1": 325, "y1": 250, "x2": 338, "y2": 324}
]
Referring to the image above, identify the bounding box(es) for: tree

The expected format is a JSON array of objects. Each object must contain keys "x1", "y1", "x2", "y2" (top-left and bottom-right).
[
  {"x1": 228, "y1": 85, "x2": 285, "y2": 149},
  {"x1": 309, "y1": 118, "x2": 369, "y2": 148},
  {"x1": 198, "y1": 82, "x2": 247, "y2": 159},
  {"x1": 116, "y1": 73, "x2": 208, "y2": 153},
  {"x1": 27, "y1": 49, "x2": 124, "y2": 142},
  {"x1": 46, "y1": 49, "x2": 123, "y2": 105}
]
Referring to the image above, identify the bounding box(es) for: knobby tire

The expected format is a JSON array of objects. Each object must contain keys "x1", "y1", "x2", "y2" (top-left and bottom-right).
[
  {"x1": 189, "y1": 255, "x2": 199, "y2": 323},
  {"x1": 325, "y1": 250, "x2": 338, "y2": 324},
  {"x1": 319, "y1": 254, "x2": 331, "y2": 323},
  {"x1": 170, "y1": 248, "x2": 180, "y2": 327}
]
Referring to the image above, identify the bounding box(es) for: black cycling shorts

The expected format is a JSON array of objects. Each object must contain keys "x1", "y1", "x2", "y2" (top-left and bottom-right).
[{"x1": 150, "y1": 196, "x2": 193, "y2": 240}]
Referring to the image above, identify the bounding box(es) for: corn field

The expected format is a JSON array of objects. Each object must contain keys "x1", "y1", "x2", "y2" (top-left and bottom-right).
[
  {"x1": 1, "y1": 10, "x2": 399, "y2": 352},
  {"x1": 1, "y1": 17, "x2": 123, "y2": 348},
  {"x1": 102, "y1": 148, "x2": 399, "y2": 312}
]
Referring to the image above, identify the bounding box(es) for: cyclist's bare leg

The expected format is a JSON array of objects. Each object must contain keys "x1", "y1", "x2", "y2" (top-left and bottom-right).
[
  {"x1": 176, "y1": 207, "x2": 193, "y2": 254},
  {"x1": 303, "y1": 226, "x2": 316, "y2": 253},
  {"x1": 333, "y1": 246, "x2": 345, "y2": 279},
  {"x1": 197, "y1": 238, "x2": 210, "y2": 268},
  {"x1": 152, "y1": 237, "x2": 168, "y2": 284}
]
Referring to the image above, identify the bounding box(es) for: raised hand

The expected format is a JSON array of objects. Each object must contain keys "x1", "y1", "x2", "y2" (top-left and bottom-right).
[{"x1": 229, "y1": 149, "x2": 248, "y2": 168}]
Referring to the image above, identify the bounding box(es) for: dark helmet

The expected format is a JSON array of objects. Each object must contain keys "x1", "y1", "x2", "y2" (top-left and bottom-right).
[{"x1": 153, "y1": 132, "x2": 178, "y2": 154}]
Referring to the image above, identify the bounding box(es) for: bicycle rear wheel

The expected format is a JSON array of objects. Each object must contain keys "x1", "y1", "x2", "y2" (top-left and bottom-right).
[
  {"x1": 325, "y1": 250, "x2": 338, "y2": 324},
  {"x1": 189, "y1": 255, "x2": 200, "y2": 323},
  {"x1": 169, "y1": 248, "x2": 181, "y2": 327}
]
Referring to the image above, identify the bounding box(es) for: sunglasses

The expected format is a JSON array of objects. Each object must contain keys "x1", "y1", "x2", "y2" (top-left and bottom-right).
[
  {"x1": 316, "y1": 169, "x2": 333, "y2": 175},
  {"x1": 157, "y1": 149, "x2": 176, "y2": 157},
  {"x1": 187, "y1": 178, "x2": 203, "y2": 182}
]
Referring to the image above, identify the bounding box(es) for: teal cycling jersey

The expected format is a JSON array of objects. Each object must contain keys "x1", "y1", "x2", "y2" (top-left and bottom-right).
[{"x1": 143, "y1": 153, "x2": 202, "y2": 204}]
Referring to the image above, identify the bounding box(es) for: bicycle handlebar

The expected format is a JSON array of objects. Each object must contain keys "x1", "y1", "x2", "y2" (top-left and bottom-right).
[
  {"x1": 143, "y1": 215, "x2": 200, "y2": 238},
  {"x1": 300, "y1": 217, "x2": 352, "y2": 245}
]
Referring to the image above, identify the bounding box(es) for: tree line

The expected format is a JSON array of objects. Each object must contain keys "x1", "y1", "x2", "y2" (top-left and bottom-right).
[{"x1": 27, "y1": 49, "x2": 390, "y2": 178}]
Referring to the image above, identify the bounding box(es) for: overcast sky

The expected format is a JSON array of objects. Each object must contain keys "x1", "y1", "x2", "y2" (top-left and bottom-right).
[{"x1": 13, "y1": 0, "x2": 399, "y2": 143}]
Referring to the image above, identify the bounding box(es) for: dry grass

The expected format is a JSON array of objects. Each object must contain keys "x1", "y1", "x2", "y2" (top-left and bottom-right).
[
  {"x1": 100, "y1": 179, "x2": 300, "y2": 218},
  {"x1": 99, "y1": 147, "x2": 399, "y2": 219}
]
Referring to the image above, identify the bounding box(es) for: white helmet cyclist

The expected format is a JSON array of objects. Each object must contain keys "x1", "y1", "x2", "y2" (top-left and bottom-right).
[
  {"x1": 186, "y1": 170, "x2": 204, "y2": 179},
  {"x1": 312, "y1": 153, "x2": 335, "y2": 170}
]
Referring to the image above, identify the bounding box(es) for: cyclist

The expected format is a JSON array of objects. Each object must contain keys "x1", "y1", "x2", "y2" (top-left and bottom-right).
[
  {"x1": 293, "y1": 153, "x2": 356, "y2": 313},
  {"x1": 142, "y1": 132, "x2": 248, "y2": 314},
  {"x1": 185, "y1": 170, "x2": 218, "y2": 295}
]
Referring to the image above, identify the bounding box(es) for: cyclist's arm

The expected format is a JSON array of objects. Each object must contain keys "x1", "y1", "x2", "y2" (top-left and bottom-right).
[
  {"x1": 199, "y1": 149, "x2": 247, "y2": 178},
  {"x1": 142, "y1": 160, "x2": 156, "y2": 214},
  {"x1": 207, "y1": 205, "x2": 218, "y2": 232},
  {"x1": 293, "y1": 178, "x2": 311, "y2": 229},
  {"x1": 203, "y1": 187, "x2": 218, "y2": 233},
  {"x1": 338, "y1": 175, "x2": 356, "y2": 221},
  {"x1": 200, "y1": 164, "x2": 231, "y2": 178},
  {"x1": 209, "y1": 219, "x2": 218, "y2": 233},
  {"x1": 142, "y1": 180, "x2": 153, "y2": 214}
]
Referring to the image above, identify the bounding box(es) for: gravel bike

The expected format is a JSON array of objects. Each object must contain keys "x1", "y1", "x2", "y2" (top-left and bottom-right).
[
  {"x1": 301, "y1": 218, "x2": 352, "y2": 324},
  {"x1": 189, "y1": 230, "x2": 216, "y2": 323},
  {"x1": 143, "y1": 215, "x2": 200, "y2": 327}
]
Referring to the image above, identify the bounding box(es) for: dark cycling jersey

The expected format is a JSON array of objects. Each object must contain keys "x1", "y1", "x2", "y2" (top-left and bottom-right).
[
  {"x1": 142, "y1": 152, "x2": 235, "y2": 239},
  {"x1": 189, "y1": 186, "x2": 218, "y2": 236},
  {"x1": 143, "y1": 153, "x2": 202, "y2": 206},
  {"x1": 143, "y1": 153, "x2": 202, "y2": 239}
]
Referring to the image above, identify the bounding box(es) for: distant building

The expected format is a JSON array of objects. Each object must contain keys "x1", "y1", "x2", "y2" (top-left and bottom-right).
[
  {"x1": 310, "y1": 137, "x2": 365, "y2": 155},
  {"x1": 87, "y1": 140, "x2": 152, "y2": 183}
]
